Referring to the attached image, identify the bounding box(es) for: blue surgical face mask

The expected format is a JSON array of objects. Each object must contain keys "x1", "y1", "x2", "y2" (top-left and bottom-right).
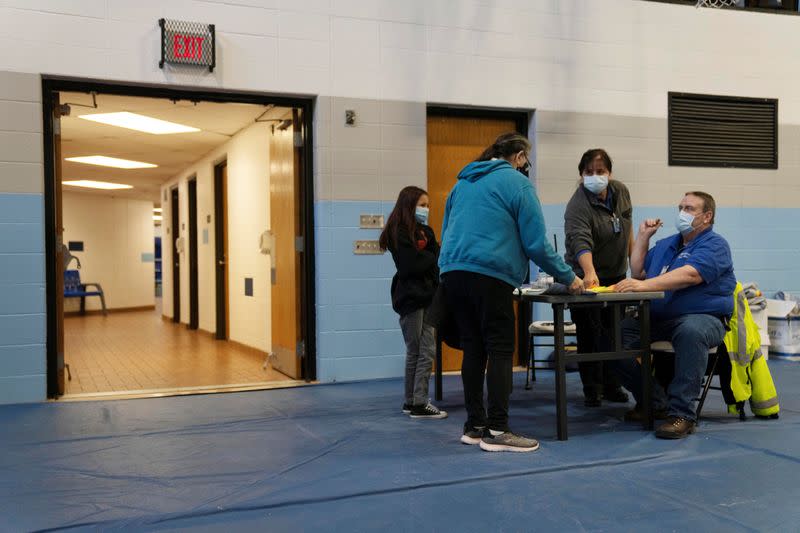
[
  {"x1": 415, "y1": 206, "x2": 429, "y2": 225},
  {"x1": 675, "y1": 210, "x2": 696, "y2": 235},
  {"x1": 583, "y1": 174, "x2": 608, "y2": 195}
]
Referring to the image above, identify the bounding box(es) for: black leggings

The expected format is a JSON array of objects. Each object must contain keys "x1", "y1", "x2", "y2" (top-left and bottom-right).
[{"x1": 442, "y1": 271, "x2": 515, "y2": 432}]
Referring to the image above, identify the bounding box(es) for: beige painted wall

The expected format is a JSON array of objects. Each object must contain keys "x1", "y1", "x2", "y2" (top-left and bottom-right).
[
  {"x1": 62, "y1": 192, "x2": 155, "y2": 311},
  {"x1": 161, "y1": 121, "x2": 272, "y2": 352}
]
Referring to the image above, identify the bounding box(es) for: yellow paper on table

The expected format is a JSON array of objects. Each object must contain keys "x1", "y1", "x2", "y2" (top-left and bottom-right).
[{"x1": 587, "y1": 285, "x2": 616, "y2": 293}]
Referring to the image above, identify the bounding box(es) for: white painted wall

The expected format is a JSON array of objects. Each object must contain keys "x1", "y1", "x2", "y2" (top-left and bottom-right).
[
  {"x1": 1, "y1": 1, "x2": 800, "y2": 125},
  {"x1": 62, "y1": 192, "x2": 155, "y2": 311},
  {"x1": 161, "y1": 121, "x2": 272, "y2": 352}
]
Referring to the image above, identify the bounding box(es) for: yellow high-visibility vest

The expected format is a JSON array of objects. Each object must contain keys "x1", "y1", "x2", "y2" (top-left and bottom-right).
[{"x1": 724, "y1": 282, "x2": 780, "y2": 417}]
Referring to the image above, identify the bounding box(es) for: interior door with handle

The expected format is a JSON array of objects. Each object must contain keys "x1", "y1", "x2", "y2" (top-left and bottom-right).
[
  {"x1": 269, "y1": 113, "x2": 302, "y2": 379},
  {"x1": 214, "y1": 162, "x2": 228, "y2": 340}
]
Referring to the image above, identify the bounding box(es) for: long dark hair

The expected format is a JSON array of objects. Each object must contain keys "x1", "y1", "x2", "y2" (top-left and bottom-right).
[
  {"x1": 476, "y1": 132, "x2": 531, "y2": 162},
  {"x1": 379, "y1": 186, "x2": 427, "y2": 251}
]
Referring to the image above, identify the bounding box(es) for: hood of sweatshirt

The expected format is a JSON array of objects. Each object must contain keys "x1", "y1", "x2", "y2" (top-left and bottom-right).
[{"x1": 456, "y1": 159, "x2": 511, "y2": 182}]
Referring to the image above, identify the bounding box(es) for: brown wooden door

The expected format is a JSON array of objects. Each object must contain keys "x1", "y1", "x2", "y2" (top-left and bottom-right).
[
  {"x1": 426, "y1": 115, "x2": 521, "y2": 371},
  {"x1": 171, "y1": 187, "x2": 181, "y2": 324},
  {"x1": 214, "y1": 162, "x2": 229, "y2": 340},
  {"x1": 269, "y1": 113, "x2": 302, "y2": 378}
]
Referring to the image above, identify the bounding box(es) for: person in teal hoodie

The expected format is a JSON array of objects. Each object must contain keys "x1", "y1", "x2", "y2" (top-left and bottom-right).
[{"x1": 439, "y1": 132, "x2": 583, "y2": 453}]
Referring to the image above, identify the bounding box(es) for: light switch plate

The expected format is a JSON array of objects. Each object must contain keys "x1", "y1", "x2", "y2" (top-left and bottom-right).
[
  {"x1": 353, "y1": 240, "x2": 384, "y2": 255},
  {"x1": 359, "y1": 214, "x2": 384, "y2": 229}
]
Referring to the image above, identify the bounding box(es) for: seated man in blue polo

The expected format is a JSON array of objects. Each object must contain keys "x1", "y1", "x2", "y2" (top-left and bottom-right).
[{"x1": 612, "y1": 191, "x2": 735, "y2": 439}]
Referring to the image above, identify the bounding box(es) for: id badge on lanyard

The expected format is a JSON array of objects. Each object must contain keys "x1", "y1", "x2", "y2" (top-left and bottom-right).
[{"x1": 612, "y1": 215, "x2": 621, "y2": 234}]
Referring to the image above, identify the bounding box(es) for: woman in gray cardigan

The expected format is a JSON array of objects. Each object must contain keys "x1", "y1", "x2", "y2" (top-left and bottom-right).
[{"x1": 564, "y1": 148, "x2": 633, "y2": 407}]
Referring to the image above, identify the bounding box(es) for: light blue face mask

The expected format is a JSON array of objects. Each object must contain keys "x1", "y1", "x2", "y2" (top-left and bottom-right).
[
  {"x1": 583, "y1": 174, "x2": 608, "y2": 195},
  {"x1": 675, "y1": 210, "x2": 696, "y2": 235},
  {"x1": 415, "y1": 206, "x2": 429, "y2": 225}
]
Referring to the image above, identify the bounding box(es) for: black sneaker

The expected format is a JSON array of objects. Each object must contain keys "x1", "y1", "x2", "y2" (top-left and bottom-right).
[
  {"x1": 460, "y1": 425, "x2": 486, "y2": 445},
  {"x1": 584, "y1": 393, "x2": 601, "y2": 408},
  {"x1": 402, "y1": 403, "x2": 412, "y2": 414},
  {"x1": 409, "y1": 402, "x2": 448, "y2": 419},
  {"x1": 479, "y1": 431, "x2": 539, "y2": 452},
  {"x1": 602, "y1": 387, "x2": 630, "y2": 403}
]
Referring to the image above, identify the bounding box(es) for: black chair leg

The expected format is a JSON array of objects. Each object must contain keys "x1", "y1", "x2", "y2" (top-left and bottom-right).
[
  {"x1": 696, "y1": 352, "x2": 720, "y2": 423},
  {"x1": 525, "y1": 333, "x2": 534, "y2": 390}
]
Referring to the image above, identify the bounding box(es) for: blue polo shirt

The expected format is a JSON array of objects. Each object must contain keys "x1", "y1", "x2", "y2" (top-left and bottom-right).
[{"x1": 644, "y1": 228, "x2": 735, "y2": 320}]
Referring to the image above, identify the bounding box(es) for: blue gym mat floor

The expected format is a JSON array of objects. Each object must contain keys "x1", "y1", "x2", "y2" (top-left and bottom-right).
[{"x1": 1, "y1": 361, "x2": 799, "y2": 532}]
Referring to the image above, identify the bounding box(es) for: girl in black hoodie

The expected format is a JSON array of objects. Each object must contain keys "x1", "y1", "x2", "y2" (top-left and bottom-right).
[{"x1": 380, "y1": 186, "x2": 447, "y2": 419}]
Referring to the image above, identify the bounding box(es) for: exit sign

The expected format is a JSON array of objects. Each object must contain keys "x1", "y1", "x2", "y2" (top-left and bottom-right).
[{"x1": 159, "y1": 19, "x2": 216, "y2": 72}]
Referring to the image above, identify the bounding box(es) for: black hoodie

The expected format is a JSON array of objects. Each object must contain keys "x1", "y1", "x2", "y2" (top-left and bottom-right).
[{"x1": 388, "y1": 225, "x2": 439, "y2": 316}]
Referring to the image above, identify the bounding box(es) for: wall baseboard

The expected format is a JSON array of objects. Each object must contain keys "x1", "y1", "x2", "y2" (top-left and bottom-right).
[
  {"x1": 227, "y1": 338, "x2": 269, "y2": 358},
  {"x1": 65, "y1": 305, "x2": 156, "y2": 317}
]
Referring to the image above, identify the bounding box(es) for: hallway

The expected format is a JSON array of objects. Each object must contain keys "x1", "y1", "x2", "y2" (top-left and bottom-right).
[{"x1": 63, "y1": 302, "x2": 295, "y2": 396}]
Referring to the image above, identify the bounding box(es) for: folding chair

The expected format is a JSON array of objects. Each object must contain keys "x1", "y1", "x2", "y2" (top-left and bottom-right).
[
  {"x1": 650, "y1": 340, "x2": 743, "y2": 422},
  {"x1": 525, "y1": 320, "x2": 577, "y2": 390}
]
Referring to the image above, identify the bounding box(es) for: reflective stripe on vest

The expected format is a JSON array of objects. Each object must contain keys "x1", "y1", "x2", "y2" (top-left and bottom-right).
[
  {"x1": 751, "y1": 396, "x2": 779, "y2": 410},
  {"x1": 732, "y1": 290, "x2": 750, "y2": 366}
]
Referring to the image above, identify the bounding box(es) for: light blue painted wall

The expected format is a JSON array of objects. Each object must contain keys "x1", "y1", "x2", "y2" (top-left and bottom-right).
[
  {"x1": 0, "y1": 194, "x2": 797, "y2": 399},
  {"x1": 0, "y1": 193, "x2": 46, "y2": 404},
  {"x1": 315, "y1": 200, "x2": 800, "y2": 383}
]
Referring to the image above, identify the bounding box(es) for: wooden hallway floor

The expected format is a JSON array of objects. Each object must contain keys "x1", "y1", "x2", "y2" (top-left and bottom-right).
[{"x1": 63, "y1": 302, "x2": 294, "y2": 396}]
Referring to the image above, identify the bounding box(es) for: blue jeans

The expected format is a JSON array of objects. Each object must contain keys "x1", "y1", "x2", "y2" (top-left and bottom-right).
[{"x1": 612, "y1": 314, "x2": 726, "y2": 421}]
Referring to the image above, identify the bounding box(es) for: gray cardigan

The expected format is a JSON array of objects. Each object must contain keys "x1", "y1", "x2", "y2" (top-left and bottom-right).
[{"x1": 564, "y1": 180, "x2": 632, "y2": 280}]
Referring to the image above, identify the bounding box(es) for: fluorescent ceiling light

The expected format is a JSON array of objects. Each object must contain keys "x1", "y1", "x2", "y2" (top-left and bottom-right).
[
  {"x1": 63, "y1": 180, "x2": 134, "y2": 190},
  {"x1": 65, "y1": 156, "x2": 157, "y2": 169},
  {"x1": 153, "y1": 215, "x2": 163, "y2": 221},
  {"x1": 79, "y1": 112, "x2": 201, "y2": 135},
  {"x1": 153, "y1": 207, "x2": 163, "y2": 213}
]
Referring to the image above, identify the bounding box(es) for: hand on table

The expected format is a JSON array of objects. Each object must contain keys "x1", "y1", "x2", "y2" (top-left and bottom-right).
[
  {"x1": 615, "y1": 278, "x2": 649, "y2": 293},
  {"x1": 568, "y1": 276, "x2": 584, "y2": 295},
  {"x1": 583, "y1": 271, "x2": 599, "y2": 290}
]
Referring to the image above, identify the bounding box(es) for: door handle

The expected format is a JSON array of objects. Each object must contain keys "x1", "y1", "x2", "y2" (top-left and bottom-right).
[{"x1": 218, "y1": 260, "x2": 226, "y2": 265}]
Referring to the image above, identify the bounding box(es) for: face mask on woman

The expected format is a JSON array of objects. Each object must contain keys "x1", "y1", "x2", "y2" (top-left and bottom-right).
[
  {"x1": 582, "y1": 174, "x2": 608, "y2": 195},
  {"x1": 415, "y1": 206, "x2": 429, "y2": 225},
  {"x1": 675, "y1": 210, "x2": 696, "y2": 235}
]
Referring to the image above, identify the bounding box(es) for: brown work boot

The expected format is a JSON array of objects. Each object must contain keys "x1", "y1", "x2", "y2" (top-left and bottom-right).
[
  {"x1": 655, "y1": 416, "x2": 696, "y2": 439},
  {"x1": 624, "y1": 405, "x2": 668, "y2": 422}
]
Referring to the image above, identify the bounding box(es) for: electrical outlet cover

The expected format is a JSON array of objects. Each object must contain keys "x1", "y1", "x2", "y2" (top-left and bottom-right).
[
  {"x1": 353, "y1": 240, "x2": 384, "y2": 255},
  {"x1": 359, "y1": 214, "x2": 385, "y2": 229}
]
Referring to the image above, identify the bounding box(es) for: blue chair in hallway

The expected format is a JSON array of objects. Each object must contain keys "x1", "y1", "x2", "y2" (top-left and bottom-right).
[{"x1": 64, "y1": 269, "x2": 107, "y2": 316}]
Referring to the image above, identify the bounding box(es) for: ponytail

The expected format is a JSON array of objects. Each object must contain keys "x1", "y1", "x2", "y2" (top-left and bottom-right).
[{"x1": 476, "y1": 132, "x2": 531, "y2": 162}]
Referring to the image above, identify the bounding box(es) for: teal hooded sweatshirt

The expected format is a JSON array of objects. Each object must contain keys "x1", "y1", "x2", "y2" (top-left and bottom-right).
[{"x1": 438, "y1": 160, "x2": 575, "y2": 288}]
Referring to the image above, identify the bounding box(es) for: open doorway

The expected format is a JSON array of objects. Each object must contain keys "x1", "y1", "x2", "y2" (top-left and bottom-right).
[{"x1": 43, "y1": 79, "x2": 316, "y2": 399}]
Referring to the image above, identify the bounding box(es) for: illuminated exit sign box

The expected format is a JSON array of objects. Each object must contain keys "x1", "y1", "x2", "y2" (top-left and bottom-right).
[{"x1": 159, "y1": 18, "x2": 216, "y2": 72}]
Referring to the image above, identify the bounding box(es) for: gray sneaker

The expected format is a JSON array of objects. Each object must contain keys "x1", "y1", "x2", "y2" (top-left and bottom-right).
[
  {"x1": 479, "y1": 431, "x2": 540, "y2": 452},
  {"x1": 460, "y1": 425, "x2": 486, "y2": 445}
]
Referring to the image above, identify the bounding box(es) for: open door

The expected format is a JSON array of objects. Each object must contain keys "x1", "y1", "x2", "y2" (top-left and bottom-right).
[
  {"x1": 268, "y1": 112, "x2": 303, "y2": 379},
  {"x1": 214, "y1": 162, "x2": 229, "y2": 340},
  {"x1": 51, "y1": 94, "x2": 66, "y2": 396},
  {"x1": 427, "y1": 111, "x2": 528, "y2": 371},
  {"x1": 170, "y1": 187, "x2": 181, "y2": 324},
  {"x1": 188, "y1": 178, "x2": 199, "y2": 330}
]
